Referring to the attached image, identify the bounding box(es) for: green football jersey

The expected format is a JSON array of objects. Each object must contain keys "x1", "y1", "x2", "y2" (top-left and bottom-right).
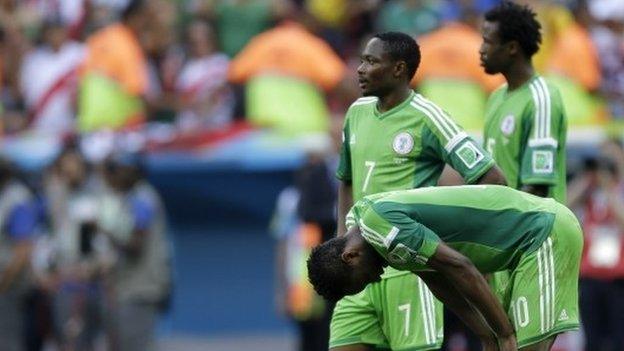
[
  {"x1": 347, "y1": 185, "x2": 560, "y2": 273},
  {"x1": 337, "y1": 91, "x2": 495, "y2": 202},
  {"x1": 483, "y1": 76, "x2": 567, "y2": 203}
]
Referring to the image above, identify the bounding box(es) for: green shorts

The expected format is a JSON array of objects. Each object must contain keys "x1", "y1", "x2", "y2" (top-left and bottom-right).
[
  {"x1": 503, "y1": 206, "x2": 582, "y2": 348},
  {"x1": 330, "y1": 270, "x2": 443, "y2": 350}
]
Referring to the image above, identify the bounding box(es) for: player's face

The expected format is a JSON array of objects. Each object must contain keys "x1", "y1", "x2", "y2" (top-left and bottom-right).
[
  {"x1": 342, "y1": 229, "x2": 385, "y2": 295},
  {"x1": 357, "y1": 38, "x2": 398, "y2": 97},
  {"x1": 479, "y1": 21, "x2": 510, "y2": 74}
]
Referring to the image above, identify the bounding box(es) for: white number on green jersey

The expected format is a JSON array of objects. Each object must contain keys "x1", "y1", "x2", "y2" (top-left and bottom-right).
[
  {"x1": 362, "y1": 161, "x2": 376, "y2": 192},
  {"x1": 510, "y1": 296, "x2": 530, "y2": 328}
]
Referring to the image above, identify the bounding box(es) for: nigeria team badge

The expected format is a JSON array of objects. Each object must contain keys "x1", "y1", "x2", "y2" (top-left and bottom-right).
[
  {"x1": 393, "y1": 132, "x2": 414, "y2": 155},
  {"x1": 501, "y1": 114, "x2": 515, "y2": 136}
]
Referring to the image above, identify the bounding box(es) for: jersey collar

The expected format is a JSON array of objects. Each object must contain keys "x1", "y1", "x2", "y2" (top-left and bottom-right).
[{"x1": 374, "y1": 90, "x2": 416, "y2": 119}]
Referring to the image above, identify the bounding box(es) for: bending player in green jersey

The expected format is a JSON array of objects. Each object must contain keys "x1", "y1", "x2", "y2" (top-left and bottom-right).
[
  {"x1": 333, "y1": 32, "x2": 506, "y2": 351},
  {"x1": 480, "y1": 1, "x2": 567, "y2": 203},
  {"x1": 309, "y1": 185, "x2": 582, "y2": 351}
]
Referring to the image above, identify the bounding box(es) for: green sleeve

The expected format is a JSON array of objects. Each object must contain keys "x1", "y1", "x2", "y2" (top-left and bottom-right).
[
  {"x1": 356, "y1": 201, "x2": 440, "y2": 271},
  {"x1": 519, "y1": 89, "x2": 566, "y2": 186},
  {"x1": 336, "y1": 115, "x2": 352, "y2": 182},
  {"x1": 422, "y1": 125, "x2": 495, "y2": 184}
]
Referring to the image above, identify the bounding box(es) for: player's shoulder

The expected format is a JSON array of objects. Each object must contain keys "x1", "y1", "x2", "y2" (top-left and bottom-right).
[
  {"x1": 348, "y1": 96, "x2": 378, "y2": 110},
  {"x1": 406, "y1": 93, "x2": 444, "y2": 119},
  {"x1": 528, "y1": 76, "x2": 563, "y2": 103},
  {"x1": 408, "y1": 93, "x2": 467, "y2": 139}
]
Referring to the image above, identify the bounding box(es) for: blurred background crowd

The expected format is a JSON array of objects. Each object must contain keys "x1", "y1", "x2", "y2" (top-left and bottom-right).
[{"x1": 0, "y1": 0, "x2": 622, "y2": 350}]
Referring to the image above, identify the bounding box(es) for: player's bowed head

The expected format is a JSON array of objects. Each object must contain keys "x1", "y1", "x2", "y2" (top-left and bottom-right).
[{"x1": 307, "y1": 226, "x2": 386, "y2": 301}]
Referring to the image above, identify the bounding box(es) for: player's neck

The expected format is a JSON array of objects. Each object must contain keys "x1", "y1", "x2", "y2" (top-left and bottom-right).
[
  {"x1": 503, "y1": 62, "x2": 535, "y2": 91},
  {"x1": 377, "y1": 87, "x2": 412, "y2": 113}
]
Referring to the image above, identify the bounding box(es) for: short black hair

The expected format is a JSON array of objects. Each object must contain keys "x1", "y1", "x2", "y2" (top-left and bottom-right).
[
  {"x1": 484, "y1": 0, "x2": 542, "y2": 58},
  {"x1": 373, "y1": 32, "x2": 421, "y2": 80},
  {"x1": 307, "y1": 237, "x2": 352, "y2": 301}
]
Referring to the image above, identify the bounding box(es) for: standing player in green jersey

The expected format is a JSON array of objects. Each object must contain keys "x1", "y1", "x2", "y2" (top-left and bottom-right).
[
  {"x1": 332, "y1": 32, "x2": 505, "y2": 351},
  {"x1": 480, "y1": 1, "x2": 567, "y2": 203},
  {"x1": 309, "y1": 185, "x2": 583, "y2": 351},
  {"x1": 479, "y1": 1, "x2": 568, "y2": 306}
]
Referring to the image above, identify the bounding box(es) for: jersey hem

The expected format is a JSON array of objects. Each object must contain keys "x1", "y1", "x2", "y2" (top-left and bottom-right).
[
  {"x1": 329, "y1": 338, "x2": 386, "y2": 349},
  {"x1": 464, "y1": 159, "x2": 496, "y2": 184},
  {"x1": 329, "y1": 339, "x2": 442, "y2": 351},
  {"x1": 517, "y1": 323, "x2": 580, "y2": 348}
]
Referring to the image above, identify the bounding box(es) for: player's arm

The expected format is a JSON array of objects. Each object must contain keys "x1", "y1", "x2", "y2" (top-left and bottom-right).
[
  {"x1": 522, "y1": 184, "x2": 549, "y2": 197},
  {"x1": 519, "y1": 82, "x2": 566, "y2": 198},
  {"x1": 476, "y1": 164, "x2": 506, "y2": 185},
  {"x1": 419, "y1": 110, "x2": 501, "y2": 186},
  {"x1": 427, "y1": 243, "x2": 516, "y2": 348},
  {"x1": 336, "y1": 181, "x2": 353, "y2": 236},
  {"x1": 336, "y1": 117, "x2": 353, "y2": 237},
  {"x1": 418, "y1": 271, "x2": 498, "y2": 351}
]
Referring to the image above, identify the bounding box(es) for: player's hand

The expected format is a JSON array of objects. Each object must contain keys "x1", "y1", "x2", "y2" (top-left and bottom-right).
[
  {"x1": 498, "y1": 335, "x2": 518, "y2": 351},
  {"x1": 481, "y1": 337, "x2": 499, "y2": 351}
]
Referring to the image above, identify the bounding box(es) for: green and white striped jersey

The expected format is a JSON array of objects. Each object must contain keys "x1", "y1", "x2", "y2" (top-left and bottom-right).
[
  {"x1": 483, "y1": 76, "x2": 567, "y2": 203},
  {"x1": 347, "y1": 185, "x2": 562, "y2": 273},
  {"x1": 337, "y1": 91, "x2": 494, "y2": 202}
]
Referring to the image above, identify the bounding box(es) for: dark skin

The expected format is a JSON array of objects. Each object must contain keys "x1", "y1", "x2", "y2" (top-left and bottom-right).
[
  {"x1": 336, "y1": 37, "x2": 507, "y2": 237},
  {"x1": 339, "y1": 227, "x2": 517, "y2": 351},
  {"x1": 479, "y1": 20, "x2": 549, "y2": 197}
]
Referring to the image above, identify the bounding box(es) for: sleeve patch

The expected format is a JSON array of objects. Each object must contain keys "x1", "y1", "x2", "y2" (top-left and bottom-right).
[
  {"x1": 455, "y1": 142, "x2": 484, "y2": 169},
  {"x1": 532, "y1": 150, "x2": 554, "y2": 174}
]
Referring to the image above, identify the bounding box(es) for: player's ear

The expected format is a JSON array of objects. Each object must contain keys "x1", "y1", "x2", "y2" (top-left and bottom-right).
[
  {"x1": 341, "y1": 249, "x2": 360, "y2": 265},
  {"x1": 394, "y1": 60, "x2": 406, "y2": 79},
  {"x1": 507, "y1": 41, "x2": 520, "y2": 56}
]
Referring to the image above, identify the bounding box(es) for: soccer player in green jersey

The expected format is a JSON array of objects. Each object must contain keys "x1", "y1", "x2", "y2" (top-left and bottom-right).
[
  {"x1": 479, "y1": 0, "x2": 568, "y2": 308},
  {"x1": 309, "y1": 185, "x2": 582, "y2": 351},
  {"x1": 332, "y1": 32, "x2": 505, "y2": 351},
  {"x1": 480, "y1": 1, "x2": 567, "y2": 203}
]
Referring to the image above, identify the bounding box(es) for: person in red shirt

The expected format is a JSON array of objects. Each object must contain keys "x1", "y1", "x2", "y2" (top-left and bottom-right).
[{"x1": 568, "y1": 139, "x2": 624, "y2": 351}]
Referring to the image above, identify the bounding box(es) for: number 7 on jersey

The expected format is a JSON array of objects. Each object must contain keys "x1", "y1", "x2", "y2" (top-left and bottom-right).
[{"x1": 363, "y1": 161, "x2": 376, "y2": 192}]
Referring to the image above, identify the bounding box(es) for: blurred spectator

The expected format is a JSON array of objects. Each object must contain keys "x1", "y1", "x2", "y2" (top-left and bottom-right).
[
  {"x1": 78, "y1": 0, "x2": 156, "y2": 132},
  {"x1": 19, "y1": 20, "x2": 85, "y2": 135},
  {"x1": 174, "y1": 18, "x2": 233, "y2": 132},
  {"x1": 43, "y1": 145, "x2": 107, "y2": 350},
  {"x1": 546, "y1": 3, "x2": 600, "y2": 92},
  {"x1": 589, "y1": 0, "x2": 624, "y2": 119},
  {"x1": 271, "y1": 119, "x2": 340, "y2": 351},
  {"x1": 568, "y1": 139, "x2": 624, "y2": 351},
  {"x1": 193, "y1": 0, "x2": 289, "y2": 58},
  {"x1": 544, "y1": 1, "x2": 605, "y2": 127},
  {"x1": 411, "y1": 6, "x2": 504, "y2": 131},
  {"x1": 229, "y1": 19, "x2": 346, "y2": 134},
  {"x1": 0, "y1": 157, "x2": 38, "y2": 351},
  {"x1": 99, "y1": 154, "x2": 172, "y2": 351},
  {"x1": 377, "y1": 0, "x2": 442, "y2": 38}
]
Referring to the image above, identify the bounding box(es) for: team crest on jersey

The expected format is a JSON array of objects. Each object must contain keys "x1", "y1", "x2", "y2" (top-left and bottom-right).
[
  {"x1": 392, "y1": 132, "x2": 414, "y2": 155},
  {"x1": 500, "y1": 115, "x2": 515, "y2": 136}
]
